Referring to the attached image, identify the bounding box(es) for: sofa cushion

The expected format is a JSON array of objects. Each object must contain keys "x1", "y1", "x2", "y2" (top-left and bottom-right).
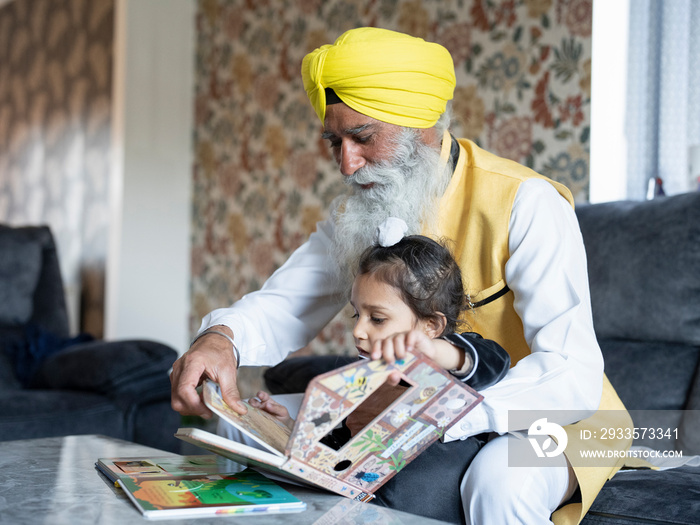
[
  {"x1": 0, "y1": 389, "x2": 124, "y2": 441},
  {"x1": 677, "y1": 370, "x2": 700, "y2": 456},
  {"x1": 2, "y1": 324, "x2": 94, "y2": 387},
  {"x1": 0, "y1": 232, "x2": 42, "y2": 325},
  {"x1": 0, "y1": 326, "x2": 24, "y2": 390},
  {"x1": 0, "y1": 349, "x2": 20, "y2": 390},
  {"x1": 0, "y1": 225, "x2": 69, "y2": 337},
  {"x1": 576, "y1": 192, "x2": 700, "y2": 345},
  {"x1": 601, "y1": 338, "x2": 700, "y2": 453},
  {"x1": 600, "y1": 338, "x2": 700, "y2": 412},
  {"x1": 581, "y1": 466, "x2": 700, "y2": 525},
  {"x1": 133, "y1": 400, "x2": 185, "y2": 453},
  {"x1": 32, "y1": 339, "x2": 177, "y2": 397}
]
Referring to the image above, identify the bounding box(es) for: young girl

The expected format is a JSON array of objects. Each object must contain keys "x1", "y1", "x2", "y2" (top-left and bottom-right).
[
  {"x1": 251, "y1": 217, "x2": 509, "y2": 427},
  {"x1": 241, "y1": 218, "x2": 510, "y2": 523}
]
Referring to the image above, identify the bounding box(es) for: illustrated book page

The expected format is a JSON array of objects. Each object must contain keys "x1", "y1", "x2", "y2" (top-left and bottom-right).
[
  {"x1": 203, "y1": 380, "x2": 291, "y2": 455},
  {"x1": 282, "y1": 351, "x2": 483, "y2": 497},
  {"x1": 96, "y1": 455, "x2": 223, "y2": 485},
  {"x1": 116, "y1": 467, "x2": 306, "y2": 519}
]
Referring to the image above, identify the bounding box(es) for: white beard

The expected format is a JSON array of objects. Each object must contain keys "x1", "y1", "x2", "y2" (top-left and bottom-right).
[{"x1": 330, "y1": 128, "x2": 452, "y2": 288}]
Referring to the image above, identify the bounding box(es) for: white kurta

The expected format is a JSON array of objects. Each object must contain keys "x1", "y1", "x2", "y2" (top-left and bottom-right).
[{"x1": 199, "y1": 177, "x2": 602, "y2": 442}]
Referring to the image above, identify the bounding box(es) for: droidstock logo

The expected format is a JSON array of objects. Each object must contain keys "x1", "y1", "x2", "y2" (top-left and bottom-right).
[{"x1": 527, "y1": 418, "x2": 568, "y2": 458}]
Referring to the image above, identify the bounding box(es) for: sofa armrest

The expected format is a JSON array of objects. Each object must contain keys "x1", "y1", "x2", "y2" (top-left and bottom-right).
[{"x1": 31, "y1": 339, "x2": 177, "y2": 402}]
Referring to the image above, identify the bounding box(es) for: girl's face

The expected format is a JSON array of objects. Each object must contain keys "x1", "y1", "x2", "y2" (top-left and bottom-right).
[{"x1": 350, "y1": 272, "x2": 434, "y2": 358}]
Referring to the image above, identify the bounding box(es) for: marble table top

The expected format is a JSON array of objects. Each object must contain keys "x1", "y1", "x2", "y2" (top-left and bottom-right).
[{"x1": 0, "y1": 434, "x2": 448, "y2": 524}]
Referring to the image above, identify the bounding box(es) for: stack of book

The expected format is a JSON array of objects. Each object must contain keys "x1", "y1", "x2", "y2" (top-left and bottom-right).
[{"x1": 96, "y1": 455, "x2": 306, "y2": 519}]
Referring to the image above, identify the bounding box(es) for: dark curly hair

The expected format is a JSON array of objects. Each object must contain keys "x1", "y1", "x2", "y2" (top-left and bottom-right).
[{"x1": 356, "y1": 235, "x2": 467, "y2": 335}]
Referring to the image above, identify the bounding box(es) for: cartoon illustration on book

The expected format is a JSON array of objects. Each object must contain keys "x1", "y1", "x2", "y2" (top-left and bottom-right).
[
  {"x1": 204, "y1": 385, "x2": 291, "y2": 455},
  {"x1": 96, "y1": 455, "x2": 223, "y2": 483},
  {"x1": 116, "y1": 468, "x2": 306, "y2": 518}
]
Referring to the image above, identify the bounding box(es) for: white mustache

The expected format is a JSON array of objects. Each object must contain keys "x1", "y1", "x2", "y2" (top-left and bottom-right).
[{"x1": 345, "y1": 162, "x2": 404, "y2": 190}]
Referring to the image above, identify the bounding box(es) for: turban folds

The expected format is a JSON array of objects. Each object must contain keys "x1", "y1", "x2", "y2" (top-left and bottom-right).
[{"x1": 302, "y1": 27, "x2": 456, "y2": 129}]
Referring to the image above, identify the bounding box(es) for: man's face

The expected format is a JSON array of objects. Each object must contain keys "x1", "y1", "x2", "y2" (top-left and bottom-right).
[
  {"x1": 322, "y1": 103, "x2": 440, "y2": 178},
  {"x1": 322, "y1": 103, "x2": 400, "y2": 178}
]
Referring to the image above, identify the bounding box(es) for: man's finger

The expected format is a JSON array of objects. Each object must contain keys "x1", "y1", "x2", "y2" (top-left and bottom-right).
[
  {"x1": 218, "y1": 372, "x2": 247, "y2": 415},
  {"x1": 170, "y1": 362, "x2": 213, "y2": 418}
]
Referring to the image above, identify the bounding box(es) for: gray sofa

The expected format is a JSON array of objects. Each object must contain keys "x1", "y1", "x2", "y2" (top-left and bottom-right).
[
  {"x1": 577, "y1": 191, "x2": 700, "y2": 524},
  {"x1": 0, "y1": 225, "x2": 181, "y2": 452},
  {"x1": 264, "y1": 191, "x2": 700, "y2": 524}
]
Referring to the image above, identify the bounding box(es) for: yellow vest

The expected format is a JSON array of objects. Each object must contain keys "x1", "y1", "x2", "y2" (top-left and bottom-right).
[{"x1": 434, "y1": 136, "x2": 632, "y2": 525}]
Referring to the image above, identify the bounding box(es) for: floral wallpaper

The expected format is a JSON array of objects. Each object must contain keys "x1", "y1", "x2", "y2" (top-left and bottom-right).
[
  {"x1": 0, "y1": 0, "x2": 114, "y2": 337},
  {"x1": 192, "y1": 0, "x2": 593, "y2": 396}
]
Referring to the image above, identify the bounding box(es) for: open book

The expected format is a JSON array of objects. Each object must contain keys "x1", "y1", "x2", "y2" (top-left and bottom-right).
[
  {"x1": 95, "y1": 455, "x2": 305, "y2": 519},
  {"x1": 176, "y1": 351, "x2": 482, "y2": 502}
]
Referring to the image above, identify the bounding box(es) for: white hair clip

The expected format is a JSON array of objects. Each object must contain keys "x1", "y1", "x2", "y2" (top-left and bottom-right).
[{"x1": 375, "y1": 217, "x2": 408, "y2": 247}]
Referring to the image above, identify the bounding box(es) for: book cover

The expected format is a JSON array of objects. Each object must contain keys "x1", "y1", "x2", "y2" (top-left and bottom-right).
[
  {"x1": 177, "y1": 351, "x2": 482, "y2": 502},
  {"x1": 114, "y1": 467, "x2": 306, "y2": 519}
]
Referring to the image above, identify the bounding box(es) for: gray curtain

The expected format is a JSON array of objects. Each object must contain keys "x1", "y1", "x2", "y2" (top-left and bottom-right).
[{"x1": 626, "y1": 0, "x2": 700, "y2": 199}]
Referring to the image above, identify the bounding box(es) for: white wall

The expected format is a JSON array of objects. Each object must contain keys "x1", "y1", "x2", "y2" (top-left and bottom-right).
[
  {"x1": 589, "y1": 0, "x2": 630, "y2": 203},
  {"x1": 106, "y1": 0, "x2": 195, "y2": 353}
]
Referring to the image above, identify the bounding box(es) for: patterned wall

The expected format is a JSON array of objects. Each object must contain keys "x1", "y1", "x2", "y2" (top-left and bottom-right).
[
  {"x1": 192, "y1": 0, "x2": 593, "y2": 396},
  {"x1": 0, "y1": 0, "x2": 114, "y2": 337}
]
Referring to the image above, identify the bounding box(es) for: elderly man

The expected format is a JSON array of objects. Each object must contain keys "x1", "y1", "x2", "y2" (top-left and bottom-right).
[{"x1": 171, "y1": 28, "x2": 629, "y2": 525}]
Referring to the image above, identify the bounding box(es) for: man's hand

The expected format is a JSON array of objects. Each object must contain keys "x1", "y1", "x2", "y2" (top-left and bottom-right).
[{"x1": 170, "y1": 326, "x2": 247, "y2": 418}]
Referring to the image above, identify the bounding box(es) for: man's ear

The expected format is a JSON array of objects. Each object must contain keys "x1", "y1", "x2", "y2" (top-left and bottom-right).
[{"x1": 423, "y1": 313, "x2": 447, "y2": 339}]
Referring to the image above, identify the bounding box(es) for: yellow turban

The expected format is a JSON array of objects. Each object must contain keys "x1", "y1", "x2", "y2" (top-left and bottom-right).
[{"x1": 302, "y1": 27, "x2": 456, "y2": 129}]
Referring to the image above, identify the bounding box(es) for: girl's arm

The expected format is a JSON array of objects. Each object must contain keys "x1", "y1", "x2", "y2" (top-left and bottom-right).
[
  {"x1": 370, "y1": 330, "x2": 510, "y2": 390},
  {"x1": 440, "y1": 332, "x2": 510, "y2": 390}
]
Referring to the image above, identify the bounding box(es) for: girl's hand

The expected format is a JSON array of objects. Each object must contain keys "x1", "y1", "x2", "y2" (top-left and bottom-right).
[
  {"x1": 369, "y1": 329, "x2": 469, "y2": 373},
  {"x1": 369, "y1": 329, "x2": 437, "y2": 363},
  {"x1": 248, "y1": 390, "x2": 295, "y2": 430}
]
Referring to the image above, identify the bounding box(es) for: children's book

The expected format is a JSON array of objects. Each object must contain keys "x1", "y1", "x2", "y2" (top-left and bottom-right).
[
  {"x1": 96, "y1": 455, "x2": 224, "y2": 485},
  {"x1": 176, "y1": 351, "x2": 483, "y2": 502},
  {"x1": 96, "y1": 456, "x2": 306, "y2": 519},
  {"x1": 118, "y1": 468, "x2": 305, "y2": 519}
]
